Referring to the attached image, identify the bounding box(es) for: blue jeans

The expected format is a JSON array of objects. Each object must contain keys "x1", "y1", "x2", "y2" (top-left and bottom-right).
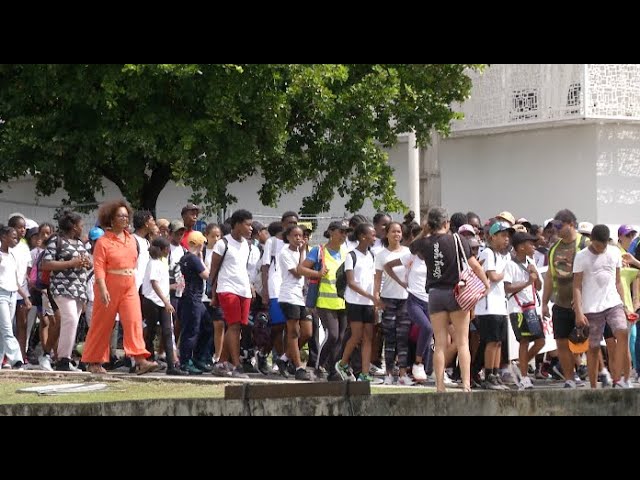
[{"x1": 0, "y1": 287, "x2": 23, "y2": 366}]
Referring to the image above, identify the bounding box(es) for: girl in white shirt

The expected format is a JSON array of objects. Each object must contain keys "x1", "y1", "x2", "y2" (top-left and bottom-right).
[
  {"x1": 278, "y1": 225, "x2": 327, "y2": 381},
  {"x1": 374, "y1": 222, "x2": 412, "y2": 385},
  {"x1": 336, "y1": 223, "x2": 383, "y2": 383}
]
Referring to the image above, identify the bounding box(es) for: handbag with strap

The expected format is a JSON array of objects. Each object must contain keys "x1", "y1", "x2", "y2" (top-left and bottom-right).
[
  {"x1": 453, "y1": 233, "x2": 486, "y2": 312},
  {"x1": 513, "y1": 260, "x2": 543, "y2": 337},
  {"x1": 305, "y1": 244, "x2": 325, "y2": 308}
]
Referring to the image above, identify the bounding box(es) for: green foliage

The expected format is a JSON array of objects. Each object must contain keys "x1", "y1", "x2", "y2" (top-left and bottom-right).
[{"x1": 0, "y1": 64, "x2": 484, "y2": 214}]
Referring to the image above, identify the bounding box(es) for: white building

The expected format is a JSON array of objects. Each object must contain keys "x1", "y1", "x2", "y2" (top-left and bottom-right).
[
  {"x1": 428, "y1": 64, "x2": 640, "y2": 226},
  {"x1": 3, "y1": 64, "x2": 639, "y2": 229}
]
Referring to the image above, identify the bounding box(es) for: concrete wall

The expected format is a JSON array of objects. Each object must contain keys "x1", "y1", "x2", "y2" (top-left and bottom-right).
[
  {"x1": 1, "y1": 389, "x2": 638, "y2": 416},
  {"x1": 0, "y1": 142, "x2": 410, "y2": 226},
  {"x1": 596, "y1": 123, "x2": 640, "y2": 225},
  {"x1": 439, "y1": 124, "x2": 598, "y2": 225}
]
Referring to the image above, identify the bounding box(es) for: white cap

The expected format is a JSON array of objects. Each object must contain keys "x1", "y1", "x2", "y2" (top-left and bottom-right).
[
  {"x1": 458, "y1": 224, "x2": 476, "y2": 236},
  {"x1": 544, "y1": 218, "x2": 554, "y2": 229},
  {"x1": 24, "y1": 218, "x2": 38, "y2": 230},
  {"x1": 578, "y1": 222, "x2": 594, "y2": 235}
]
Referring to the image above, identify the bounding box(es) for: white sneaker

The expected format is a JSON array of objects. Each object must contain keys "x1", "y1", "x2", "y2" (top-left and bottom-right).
[
  {"x1": 614, "y1": 379, "x2": 629, "y2": 389},
  {"x1": 564, "y1": 380, "x2": 577, "y2": 389},
  {"x1": 412, "y1": 364, "x2": 427, "y2": 383},
  {"x1": 599, "y1": 369, "x2": 612, "y2": 387},
  {"x1": 369, "y1": 365, "x2": 386, "y2": 377},
  {"x1": 518, "y1": 376, "x2": 534, "y2": 390},
  {"x1": 500, "y1": 369, "x2": 518, "y2": 385},
  {"x1": 383, "y1": 375, "x2": 395, "y2": 385},
  {"x1": 443, "y1": 372, "x2": 457, "y2": 386},
  {"x1": 39, "y1": 354, "x2": 53, "y2": 372},
  {"x1": 397, "y1": 375, "x2": 414, "y2": 386}
]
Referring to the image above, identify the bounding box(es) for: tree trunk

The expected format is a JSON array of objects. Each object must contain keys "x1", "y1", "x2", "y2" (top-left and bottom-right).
[{"x1": 139, "y1": 165, "x2": 172, "y2": 217}]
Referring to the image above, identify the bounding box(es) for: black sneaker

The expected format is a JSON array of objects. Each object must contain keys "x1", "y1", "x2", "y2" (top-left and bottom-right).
[
  {"x1": 286, "y1": 360, "x2": 297, "y2": 376},
  {"x1": 295, "y1": 368, "x2": 311, "y2": 381},
  {"x1": 12, "y1": 361, "x2": 24, "y2": 371},
  {"x1": 167, "y1": 365, "x2": 189, "y2": 376},
  {"x1": 257, "y1": 355, "x2": 274, "y2": 376},
  {"x1": 275, "y1": 358, "x2": 290, "y2": 378},
  {"x1": 180, "y1": 360, "x2": 204, "y2": 375},
  {"x1": 193, "y1": 359, "x2": 213, "y2": 373},
  {"x1": 327, "y1": 371, "x2": 343, "y2": 382},
  {"x1": 242, "y1": 360, "x2": 259, "y2": 374},
  {"x1": 56, "y1": 358, "x2": 72, "y2": 372}
]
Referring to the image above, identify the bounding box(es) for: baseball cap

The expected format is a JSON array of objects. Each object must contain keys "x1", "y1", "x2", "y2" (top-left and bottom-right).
[
  {"x1": 186, "y1": 231, "x2": 206, "y2": 247},
  {"x1": 578, "y1": 222, "x2": 594, "y2": 235},
  {"x1": 88, "y1": 226, "x2": 105, "y2": 241},
  {"x1": 181, "y1": 203, "x2": 200, "y2": 216},
  {"x1": 543, "y1": 218, "x2": 555, "y2": 230},
  {"x1": 618, "y1": 225, "x2": 638, "y2": 238},
  {"x1": 568, "y1": 325, "x2": 590, "y2": 354},
  {"x1": 511, "y1": 232, "x2": 538, "y2": 248},
  {"x1": 496, "y1": 211, "x2": 516, "y2": 226},
  {"x1": 516, "y1": 218, "x2": 532, "y2": 227},
  {"x1": 24, "y1": 218, "x2": 39, "y2": 230},
  {"x1": 251, "y1": 221, "x2": 266, "y2": 233},
  {"x1": 324, "y1": 220, "x2": 353, "y2": 238},
  {"x1": 512, "y1": 224, "x2": 528, "y2": 234},
  {"x1": 458, "y1": 224, "x2": 476, "y2": 236},
  {"x1": 489, "y1": 221, "x2": 515, "y2": 236},
  {"x1": 25, "y1": 227, "x2": 39, "y2": 241},
  {"x1": 169, "y1": 220, "x2": 186, "y2": 233}
]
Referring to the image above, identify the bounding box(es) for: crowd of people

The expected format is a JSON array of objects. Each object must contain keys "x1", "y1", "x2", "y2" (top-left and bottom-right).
[{"x1": 1, "y1": 199, "x2": 639, "y2": 394}]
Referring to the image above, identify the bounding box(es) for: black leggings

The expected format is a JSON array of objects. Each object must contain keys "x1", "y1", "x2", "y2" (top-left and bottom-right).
[{"x1": 143, "y1": 297, "x2": 175, "y2": 365}]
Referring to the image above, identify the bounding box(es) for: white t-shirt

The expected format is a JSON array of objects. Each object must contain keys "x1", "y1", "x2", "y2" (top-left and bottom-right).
[
  {"x1": 134, "y1": 234, "x2": 151, "y2": 291},
  {"x1": 262, "y1": 236, "x2": 285, "y2": 299},
  {"x1": 248, "y1": 245, "x2": 263, "y2": 293},
  {"x1": 533, "y1": 250, "x2": 547, "y2": 269},
  {"x1": 202, "y1": 248, "x2": 214, "y2": 303},
  {"x1": 371, "y1": 238, "x2": 385, "y2": 256},
  {"x1": 142, "y1": 258, "x2": 170, "y2": 308},
  {"x1": 278, "y1": 246, "x2": 305, "y2": 306},
  {"x1": 375, "y1": 247, "x2": 410, "y2": 300},
  {"x1": 503, "y1": 257, "x2": 538, "y2": 314},
  {"x1": 0, "y1": 251, "x2": 20, "y2": 292},
  {"x1": 169, "y1": 244, "x2": 185, "y2": 298},
  {"x1": 214, "y1": 235, "x2": 252, "y2": 299},
  {"x1": 345, "y1": 249, "x2": 376, "y2": 306},
  {"x1": 573, "y1": 246, "x2": 623, "y2": 314},
  {"x1": 402, "y1": 253, "x2": 429, "y2": 303},
  {"x1": 475, "y1": 248, "x2": 509, "y2": 316},
  {"x1": 10, "y1": 241, "x2": 31, "y2": 300}
]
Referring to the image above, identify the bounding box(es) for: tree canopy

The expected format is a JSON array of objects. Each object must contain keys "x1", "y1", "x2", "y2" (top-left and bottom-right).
[{"x1": 0, "y1": 64, "x2": 484, "y2": 214}]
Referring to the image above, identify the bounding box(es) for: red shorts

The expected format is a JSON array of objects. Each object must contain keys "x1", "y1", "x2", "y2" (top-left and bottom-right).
[{"x1": 218, "y1": 293, "x2": 251, "y2": 326}]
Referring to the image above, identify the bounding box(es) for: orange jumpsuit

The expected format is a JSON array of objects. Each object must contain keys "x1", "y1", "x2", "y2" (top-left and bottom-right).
[{"x1": 82, "y1": 230, "x2": 150, "y2": 363}]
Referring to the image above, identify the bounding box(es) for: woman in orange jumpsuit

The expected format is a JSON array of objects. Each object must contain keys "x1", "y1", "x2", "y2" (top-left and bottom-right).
[{"x1": 82, "y1": 200, "x2": 158, "y2": 375}]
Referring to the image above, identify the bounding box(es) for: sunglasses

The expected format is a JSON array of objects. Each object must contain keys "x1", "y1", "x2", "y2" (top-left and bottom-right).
[{"x1": 553, "y1": 221, "x2": 564, "y2": 230}]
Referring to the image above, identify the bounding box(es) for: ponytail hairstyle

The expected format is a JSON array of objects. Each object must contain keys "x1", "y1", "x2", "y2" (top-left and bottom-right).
[{"x1": 149, "y1": 237, "x2": 171, "y2": 260}]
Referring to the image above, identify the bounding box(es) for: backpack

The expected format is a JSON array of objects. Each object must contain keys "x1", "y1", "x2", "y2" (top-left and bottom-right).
[
  {"x1": 34, "y1": 235, "x2": 63, "y2": 290},
  {"x1": 252, "y1": 311, "x2": 271, "y2": 350},
  {"x1": 336, "y1": 250, "x2": 374, "y2": 299}
]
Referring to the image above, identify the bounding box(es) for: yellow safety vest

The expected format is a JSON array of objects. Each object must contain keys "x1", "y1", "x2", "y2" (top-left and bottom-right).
[{"x1": 316, "y1": 245, "x2": 347, "y2": 311}]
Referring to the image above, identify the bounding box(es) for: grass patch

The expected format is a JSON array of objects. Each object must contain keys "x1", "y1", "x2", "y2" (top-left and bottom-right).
[
  {"x1": 371, "y1": 386, "x2": 436, "y2": 395},
  {"x1": 0, "y1": 379, "x2": 225, "y2": 405}
]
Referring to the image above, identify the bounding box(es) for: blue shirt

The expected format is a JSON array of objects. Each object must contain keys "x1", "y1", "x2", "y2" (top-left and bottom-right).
[
  {"x1": 307, "y1": 246, "x2": 342, "y2": 266},
  {"x1": 179, "y1": 252, "x2": 205, "y2": 303}
]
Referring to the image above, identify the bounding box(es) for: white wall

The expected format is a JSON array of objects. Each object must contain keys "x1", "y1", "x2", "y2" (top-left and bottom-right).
[
  {"x1": 439, "y1": 124, "x2": 599, "y2": 226},
  {"x1": 0, "y1": 141, "x2": 411, "y2": 226},
  {"x1": 596, "y1": 123, "x2": 640, "y2": 225}
]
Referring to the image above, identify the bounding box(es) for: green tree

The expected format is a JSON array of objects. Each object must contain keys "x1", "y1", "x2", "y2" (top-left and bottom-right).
[{"x1": 0, "y1": 64, "x2": 484, "y2": 214}]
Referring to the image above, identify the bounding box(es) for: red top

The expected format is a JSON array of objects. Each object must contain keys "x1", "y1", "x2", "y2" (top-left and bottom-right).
[
  {"x1": 93, "y1": 230, "x2": 138, "y2": 281},
  {"x1": 180, "y1": 228, "x2": 194, "y2": 250}
]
